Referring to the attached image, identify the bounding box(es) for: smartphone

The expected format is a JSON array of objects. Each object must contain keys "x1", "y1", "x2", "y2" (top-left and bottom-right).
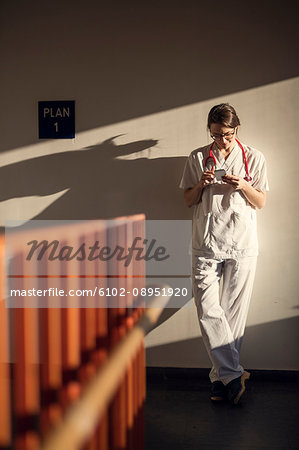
[{"x1": 214, "y1": 169, "x2": 226, "y2": 181}]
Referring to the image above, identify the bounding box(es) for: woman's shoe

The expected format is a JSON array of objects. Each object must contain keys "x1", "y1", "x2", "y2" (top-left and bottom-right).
[
  {"x1": 227, "y1": 370, "x2": 250, "y2": 405},
  {"x1": 210, "y1": 381, "x2": 227, "y2": 401}
]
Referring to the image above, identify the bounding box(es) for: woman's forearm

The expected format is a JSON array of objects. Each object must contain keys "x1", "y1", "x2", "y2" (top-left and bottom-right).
[
  {"x1": 222, "y1": 174, "x2": 267, "y2": 209},
  {"x1": 184, "y1": 182, "x2": 204, "y2": 207},
  {"x1": 184, "y1": 169, "x2": 216, "y2": 207},
  {"x1": 241, "y1": 184, "x2": 266, "y2": 209}
]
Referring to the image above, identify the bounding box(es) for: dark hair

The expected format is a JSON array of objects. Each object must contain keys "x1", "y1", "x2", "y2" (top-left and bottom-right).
[{"x1": 207, "y1": 103, "x2": 240, "y2": 129}]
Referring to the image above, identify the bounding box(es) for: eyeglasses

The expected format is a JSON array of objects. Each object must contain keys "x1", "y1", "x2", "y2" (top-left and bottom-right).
[{"x1": 210, "y1": 130, "x2": 236, "y2": 141}]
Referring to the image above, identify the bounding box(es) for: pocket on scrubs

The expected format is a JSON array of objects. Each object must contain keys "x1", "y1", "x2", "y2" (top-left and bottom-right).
[
  {"x1": 193, "y1": 257, "x2": 219, "y2": 290},
  {"x1": 231, "y1": 209, "x2": 258, "y2": 251},
  {"x1": 230, "y1": 191, "x2": 247, "y2": 213},
  {"x1": 204, "y1": 212, "x2": 234, "y2": 252}
]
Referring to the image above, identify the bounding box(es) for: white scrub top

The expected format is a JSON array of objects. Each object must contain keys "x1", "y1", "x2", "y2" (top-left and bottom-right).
[{"x1": 180, "y1": 142, "x2": 269, "y2": 259}]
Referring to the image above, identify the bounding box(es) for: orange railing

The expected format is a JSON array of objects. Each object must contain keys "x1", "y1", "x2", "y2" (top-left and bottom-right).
[{"x1": 0, "y1": 215, "x2": 169, "y2": 450}]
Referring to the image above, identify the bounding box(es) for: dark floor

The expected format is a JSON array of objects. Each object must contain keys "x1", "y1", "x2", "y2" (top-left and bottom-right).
[{"x1": 145, "y1": 368, "x2": 299, "y2": 450}]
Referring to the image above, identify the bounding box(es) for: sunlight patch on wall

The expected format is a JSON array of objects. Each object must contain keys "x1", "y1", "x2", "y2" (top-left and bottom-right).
[
  {"x1": 0, "y1": 189, "x2": 69, "y2": 227},
  {"x1": 1, "y1": 76, "x2": 298, "y2": 169}
]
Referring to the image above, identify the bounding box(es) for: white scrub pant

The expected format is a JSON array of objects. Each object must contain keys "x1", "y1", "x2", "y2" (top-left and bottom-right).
[{"x1": 192, "y1": 255, "x2": 257, "y2": 385}]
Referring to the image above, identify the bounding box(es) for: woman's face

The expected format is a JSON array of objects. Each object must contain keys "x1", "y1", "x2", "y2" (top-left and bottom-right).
[{"x1": 209, "y1": 123, "x2": 237, "y2": 151}]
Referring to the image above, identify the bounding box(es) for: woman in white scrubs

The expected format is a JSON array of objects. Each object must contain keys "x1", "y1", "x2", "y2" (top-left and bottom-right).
[{"x1": 180, "y1": 103, "x2": 269, "y2": 405}]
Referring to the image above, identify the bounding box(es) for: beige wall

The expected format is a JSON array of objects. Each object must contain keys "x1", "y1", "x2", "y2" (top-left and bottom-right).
[{"x1": 1, "y1": 1, "x2": 298, "y2": 369}]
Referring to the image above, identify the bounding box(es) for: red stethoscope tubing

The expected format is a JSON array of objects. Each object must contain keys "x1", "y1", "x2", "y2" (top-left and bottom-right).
[{"x1": 204, "y1": 138, "x2": 252, "y2": 182}]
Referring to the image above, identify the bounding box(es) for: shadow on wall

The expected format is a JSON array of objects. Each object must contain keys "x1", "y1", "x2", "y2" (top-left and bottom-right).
[
  {"x1": 0, "y1": 137, "x2": 192, "y2": 223},
  {"x1": 146, "y1": 315, "x2": 299, "y2": 370}
]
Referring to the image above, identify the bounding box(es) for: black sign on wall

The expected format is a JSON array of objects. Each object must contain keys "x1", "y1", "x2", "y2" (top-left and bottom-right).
[{"x1": 38, "y1": 101, "x2": 75, "y2": 139}]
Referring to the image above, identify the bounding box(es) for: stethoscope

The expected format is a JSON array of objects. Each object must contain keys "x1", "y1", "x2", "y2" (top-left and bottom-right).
[{"x1": 204, "y1": 138, "x2": 252, "y2": 182}]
